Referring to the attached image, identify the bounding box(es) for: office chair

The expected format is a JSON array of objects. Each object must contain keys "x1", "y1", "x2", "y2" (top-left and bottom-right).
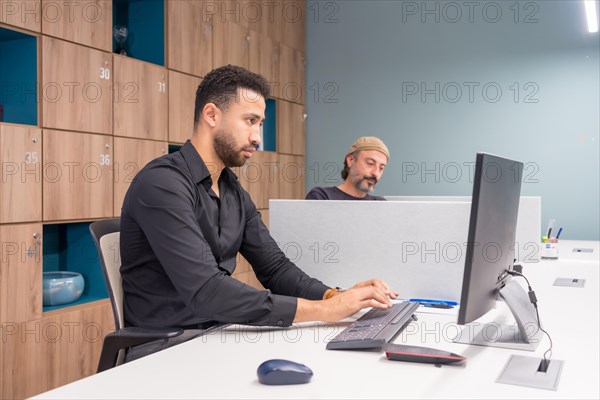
[{"x1": 89, "y1": 219, "x2": 183, "y2": 373}]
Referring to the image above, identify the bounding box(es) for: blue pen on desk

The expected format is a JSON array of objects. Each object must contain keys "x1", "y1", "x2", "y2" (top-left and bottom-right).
[
  {"x1": 556, "y1": 227, "x2": 563, "y2": 239},
  {"x1": 408, "y1": 298, "x2": 458, "y2": 308}
]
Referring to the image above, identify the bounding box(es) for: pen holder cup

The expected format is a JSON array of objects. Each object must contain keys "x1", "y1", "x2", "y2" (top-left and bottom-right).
[{"x1": 540, "y1": 243, "x2": 558, "y2": 259}]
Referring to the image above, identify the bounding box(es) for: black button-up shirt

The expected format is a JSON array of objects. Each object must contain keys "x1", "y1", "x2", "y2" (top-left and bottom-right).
[{"x1": 120, "y1": 140, "x2": 329, "y2": 329}]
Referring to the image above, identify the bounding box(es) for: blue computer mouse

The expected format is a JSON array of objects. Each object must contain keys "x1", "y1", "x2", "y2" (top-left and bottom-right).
[{"x1": 257, "y1": 359, "x2": 313, "y2": 385}]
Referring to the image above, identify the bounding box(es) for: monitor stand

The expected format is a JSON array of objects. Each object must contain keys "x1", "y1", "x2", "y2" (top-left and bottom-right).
[{"x1": 453, "y1": 279, "x2": 543, "y2": 351}]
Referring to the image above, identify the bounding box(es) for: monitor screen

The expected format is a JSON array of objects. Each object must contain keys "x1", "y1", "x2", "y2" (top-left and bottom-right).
[{"x1": 457, "y1": 153, "x2": 523, "y2": 325}]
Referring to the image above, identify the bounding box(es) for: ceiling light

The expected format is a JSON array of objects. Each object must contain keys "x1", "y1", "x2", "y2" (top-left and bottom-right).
[{"x1": 584, "y1": 0, "x2": 599, "y2": 33}]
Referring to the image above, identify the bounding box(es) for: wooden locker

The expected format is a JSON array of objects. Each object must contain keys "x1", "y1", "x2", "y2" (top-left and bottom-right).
[
  {"x1": 246, "y1": 0, "x2": 283, "y2": 43},
  {"x1": 276, "y1": 100, "x2": 305, "y2": 156},
  {"x1": 239, "y1": 151, "x2": 279, "y2": 209},
  {"x1": 42, "y1": 129, "x2": 113, "y2": 220},
  {"x1": 113, "y1": 55, "x2": 168, "y2": 141},
  {"x1": 0, "y1": 123, "x2": 42, "y2": 223},
  {"x1": 281, "y1": 0, "x2": 305, "y2": 51},
  {"x1": 278, "y1": 154, "x2": 305, "y2": 199},
  {"x1": 41, "y1": 0, "x2": 112, "y2": 51},
  {"x1": 249, "y1": 29, "x2": 278, "y2": 84},
  {"x1": 41, "y1": 36, "x2": 113, "y2": 134},
  {"x1": 167, "y1": 0, "x2": 212, "y2": 78},
  {"x1": 113, "y1": 136, "x2": 167, "y2": 216},
  {"x1": 0, "y1": 223, "x2": 42, "y2": 324},
  {"x1": 0, "y1": 300, "x2": 113, "y2": 399},
  {"x1": 212, "y1": 0, "x2": 251, "y2": 28},
  {"x1": 0, "y1": 0, "x2": 41, "y2": 32},
  {"x1": 277, "y1": 43, "x2": 304, "y2": 104},
  {"x1": 212, "y1": 21, "x2": 249, "y2": 69},
  {"x1": 168, "y1": 70, "x2": 201, "y2": 143}
]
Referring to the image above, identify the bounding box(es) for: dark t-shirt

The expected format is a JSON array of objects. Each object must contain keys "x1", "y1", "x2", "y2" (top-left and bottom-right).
[{"x1": 305, "y1": 186, "x2": 386, "y2": 201}]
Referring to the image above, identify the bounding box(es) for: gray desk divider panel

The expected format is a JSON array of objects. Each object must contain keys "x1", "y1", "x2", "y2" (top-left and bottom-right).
[
  {"x1": 269, "y1": 200, "x2": 470, "y2": 302},
  {"x1": 386, "y1": 196, "x2": 541, "y2": 263}
]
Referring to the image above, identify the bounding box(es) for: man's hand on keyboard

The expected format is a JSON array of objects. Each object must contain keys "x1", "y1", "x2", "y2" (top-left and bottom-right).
[
  {"x1": 344, "y1": 279, "x2": 399, "y2": 300},
  {"x1": 321, "y1": 285, "x2": 394, "y2": 322},
  {"x1": 294, "y1": 279, "x2": 398, "y2": 323}
]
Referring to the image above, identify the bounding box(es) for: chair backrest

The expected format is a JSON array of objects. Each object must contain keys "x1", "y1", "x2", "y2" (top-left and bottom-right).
[
  {"x1": 89, "y1": 219, "x2": 124, "y2": 330},
  {"x1": 100, "y1": 232, "x2": 124, "y2": 328}
]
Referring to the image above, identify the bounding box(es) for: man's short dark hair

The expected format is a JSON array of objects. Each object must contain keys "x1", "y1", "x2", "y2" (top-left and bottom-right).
[{"x1": 194, "y1": 65, "x2": 270, "y2": 129}]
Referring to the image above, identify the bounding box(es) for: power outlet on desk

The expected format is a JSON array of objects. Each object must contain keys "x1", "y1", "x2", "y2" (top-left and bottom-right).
[
  {"x1": 496, "y1": 355, "x2": 564, "y2": 391},
  {"x1": 572, "y1": 248, "x2": 593, "y2": 253},
  {"x1": 553, "y1": 278, "x2": 586, "y2": 288}
]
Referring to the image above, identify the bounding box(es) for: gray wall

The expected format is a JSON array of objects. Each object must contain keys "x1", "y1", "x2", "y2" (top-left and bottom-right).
[{"x1": 305, "y1": 0, "x2": 599, "y2": 240}]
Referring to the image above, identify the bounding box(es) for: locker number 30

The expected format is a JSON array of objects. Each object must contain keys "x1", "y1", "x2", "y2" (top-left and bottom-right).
[{"x1": 100, "y1": 67, "x2": 110, "y2": 80}]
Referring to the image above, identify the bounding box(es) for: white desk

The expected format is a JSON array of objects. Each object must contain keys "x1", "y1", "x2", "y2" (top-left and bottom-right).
[
  {"x1": 555, "y1": 240, "x2": 599, "y2": 263},
  {"x1": 34, "y1": 241, "x2": 599, "y2": 399}
]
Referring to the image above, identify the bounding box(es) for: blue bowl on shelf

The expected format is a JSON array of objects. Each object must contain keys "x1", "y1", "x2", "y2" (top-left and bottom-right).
[{"x1": 42, "y1": 272, "x2": 85, "y2": 306}]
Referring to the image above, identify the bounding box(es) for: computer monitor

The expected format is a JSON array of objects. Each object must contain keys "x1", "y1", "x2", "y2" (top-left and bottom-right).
[{"x1": 454, "y1": 153, "x2": 542, "y2": 351}]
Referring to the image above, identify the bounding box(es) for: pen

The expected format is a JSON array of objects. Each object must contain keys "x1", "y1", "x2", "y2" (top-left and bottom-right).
[
  {"x1": 546, "y1": 219, "x2": 556, "y2": 239},
  {"x1": 408, "y1": 298, "x2": 459, "y2": 307},
  {"x1": 556, "y1": 227, "x2": 563, "y2": 239}
]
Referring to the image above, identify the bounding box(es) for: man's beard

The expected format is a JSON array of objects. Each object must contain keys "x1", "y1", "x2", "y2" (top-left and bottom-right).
[
  {"x1": 214, "y1": 128, "x2": 249, "y2": 168},
  {"x1": 350, "y1": 170, "x2": 378, "y2": 194}
]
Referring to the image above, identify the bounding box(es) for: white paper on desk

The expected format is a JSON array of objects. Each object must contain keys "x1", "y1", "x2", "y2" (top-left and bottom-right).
[{"x1": 414, "y1": 305, "x2": 459, "y2": 316}]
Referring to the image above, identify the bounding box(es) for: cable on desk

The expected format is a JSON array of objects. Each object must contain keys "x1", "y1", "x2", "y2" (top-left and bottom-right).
[{"x1": 507, "y1": 270, "x2": 553, "y2": 371}]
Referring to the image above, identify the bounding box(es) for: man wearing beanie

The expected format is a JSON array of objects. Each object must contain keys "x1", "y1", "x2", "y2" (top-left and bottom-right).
[{"x1": 306, "y1": 136, "x2": 389, "y2": 200}]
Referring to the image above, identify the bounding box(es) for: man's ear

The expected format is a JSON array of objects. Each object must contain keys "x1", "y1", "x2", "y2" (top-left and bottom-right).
[
  {"x1": 203, "y1": 103, "x2": 220, "y2": 128},
  {"x1": 346, "y1": 154, "x2": 355, "y2": 167}
]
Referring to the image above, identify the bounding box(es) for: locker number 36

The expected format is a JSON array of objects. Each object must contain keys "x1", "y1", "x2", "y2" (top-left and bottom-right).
[{"x1": 100, "y1": 154, "x2": 111, "y2": 166}]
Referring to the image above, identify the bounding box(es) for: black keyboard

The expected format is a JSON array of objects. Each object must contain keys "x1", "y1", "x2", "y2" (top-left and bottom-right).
[{"x1": 326, "y1": 301, "x2": 420, "y2": 350}]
